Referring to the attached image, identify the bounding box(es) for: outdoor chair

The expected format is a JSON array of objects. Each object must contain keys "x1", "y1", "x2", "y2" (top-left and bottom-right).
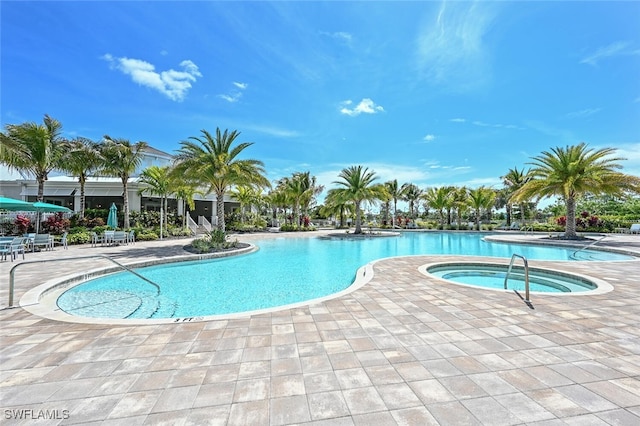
[
  {"x1": 54, "y1": 232, "x2": 68, "y2": 250},
  {"x1": 128, "y1": 230, "x2": 136, "y2": 244},
  {"x1": 630, "y1": 224, "x2": 640, "y2": 234},
  {"x1": 0, "y1": 237, "x2": 27, "y2": 261},
  {"x1": 90, "y1": 232, "x2": 103, "y2": 247},
  {"x1": 113, "y1": 231, "x2": 128, "y2": 245},
  {"x1": 32, "y1": 233, "x2": 53, "y2": 252}
]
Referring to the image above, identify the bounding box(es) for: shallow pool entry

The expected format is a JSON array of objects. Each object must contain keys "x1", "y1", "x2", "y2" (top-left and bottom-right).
[{"x1": 427, "y1": 264, "x2": 598, "y2": 293}]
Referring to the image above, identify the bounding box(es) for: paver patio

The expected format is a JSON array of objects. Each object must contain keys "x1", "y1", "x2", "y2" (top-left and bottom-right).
[{"x1": 1, "y1": 231, "x2": 639, "y2": 425}]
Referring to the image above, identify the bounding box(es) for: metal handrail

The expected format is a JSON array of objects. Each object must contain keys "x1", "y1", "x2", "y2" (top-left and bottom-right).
[
  {"x1": 504, "y1": 253, "x2": 530, "y2": 303},
  {"x1": 571, "y1": 233, "x2": 607, "y2": 260},
  {"x1": 8, "y1": 254, "x2": 161, "y2": 307}
]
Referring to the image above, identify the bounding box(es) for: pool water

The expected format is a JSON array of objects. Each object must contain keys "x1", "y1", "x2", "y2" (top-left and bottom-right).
[
  {"x1": 428, "y1": 264, "x2": 596, "y2": 293},
  {"x1": 57, "y1": 232, "x2": 631, "y2": 319}
]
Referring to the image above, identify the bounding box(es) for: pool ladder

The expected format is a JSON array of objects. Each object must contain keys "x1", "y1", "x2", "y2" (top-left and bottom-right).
[
  {"x1": 504, "y1": 253, "x2": 531, "y2": 305},
  {"x1": 6, "y1": 254, "x2": 161, "y2": 307},
  {"x1": 570, "y1": 234, "x2": 606, "y2": 260}
]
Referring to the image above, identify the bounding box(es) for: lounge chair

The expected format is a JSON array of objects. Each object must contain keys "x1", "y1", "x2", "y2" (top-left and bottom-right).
[
  {"x1": 630, "y1": 224, "x2": 640, "y2": 234},
  {"x1": 0, "y1": 237, "x2": 27, "y2": 261},
  {"x1": 32, "y1": 233, "x2": 53, "y2": 252},
  {"x1": 128, "y1": 230, "x2": 136, "y2": 244}
]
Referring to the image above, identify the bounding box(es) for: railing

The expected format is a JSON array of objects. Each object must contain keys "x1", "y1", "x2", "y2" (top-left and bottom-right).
[
  {"x1": 8, "y1": 254, "x2": 161, "y2": 307},
  {"x1": 504, "y1": 253, "x2": 530, "y2": 304},
  {"x1": 198, "y1": 216, "x2": 212, "y2": 233},
  {"x1": 186, "y1": 215, "x2": 198, "y2": 235},
  {"x1": 570, "y1": 234, "x2": 607, "y2": 260}
]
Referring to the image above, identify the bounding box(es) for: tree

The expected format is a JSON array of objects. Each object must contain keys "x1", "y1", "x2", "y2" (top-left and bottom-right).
[
  {"x1": 100, "y1": 136, "x2": 148, "y2": 229},
  {"x1": 423, "y1": 186, "x2": 453, "y2": 228},
  {"x1": 403, "y1": 183, "x2": 423, "y2": 220},
  {"x1": 321, "y1": 188, "x2": 355, "y2": 228},
  {"x1": 512, "y1": 143, "x2": 640, "y2": 239},
  {"x1": 174, "y1": 128, "x2": 269, "y2": 232},
  {"x1": 59, "y1": 137, "x2": 102, "y2": 219},
  {"x1": 284, "y1": 172, "x2": 323, "y2": 226},
  {"x1": 332, "y1": 165, "x2": 384, "y2": 234},
  {"x1": 467, "y1": 186, "x2": 496, "y2": 230},
  {"x1": 0, "y1": 114, "x2": 66, "y2": 202},
  {"x1": 384, "y1": 179, "x2": 408, "y2": 226},
  {"x1": 138, "y1": 165, "x2": 174, "y2": 233},
  {"x1": 501, "y1": 167, "x2": 531, "y2": 225},
  {"x1": 451, "y1": 187, "x2": 469, "y2": 230},
  {"x1": 231, "y1": 185, "x2": 261, "y2": 224}
]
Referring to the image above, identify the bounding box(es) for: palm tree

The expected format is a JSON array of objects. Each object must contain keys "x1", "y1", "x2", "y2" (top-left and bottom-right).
[
  {"x1": 322, "y1": 188, "x2": 355, "y2": 228},
  {"x1": 384, "y1": 179, "x2": 408, "y2": 227},
  {"x1": 138, "y1": 165, "x2": 174, "y2": 234},
  {"x1": 172, "y1": 176, "x2": 202, "y2": 229},
  {"x1": 0, "y1": 114, "x2": 66, "y2": 202},
  {"x1": 512, "y1": 143, "x2": 640, "y2": 239},
  {"x1": 501, "y1": 167, "x2": 530, "y2": 225},
  {"x1": 451, "y1": 186, "x2": 469, "y2": 230},
  {"x1": 100, "y1": 136, "x2": 148, "y2": 229},
  {"x1": 173, "y1": 128, "x2": 269, "y2": 232},
  {"x1": 403, "y1": 183, "x2": 423, "y2": 220},
  {"x1": 468, "y1": 186, "x2": 496, "y2": 230},
  {"x1": 332, "y1": 165, "x2": 384, "y2": 234},
  {"x1": 423, "y1": 186, "x2": 452, "y2": 229},
  {"x1": 231, "y1": 185, "x2": 261, "y2": 224},
  {"x1": 59, "y1": 137, "x2": 102, "y2": 219}
]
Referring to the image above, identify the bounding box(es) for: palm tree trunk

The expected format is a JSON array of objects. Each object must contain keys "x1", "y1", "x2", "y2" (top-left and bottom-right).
[
  {"x1": 354, "y1": 202, "x2": 363, "y2": 234},
  {"x1": 216, "y1": 191, "x2": 225, "y2": 232},
  {"x1": 122, "y1": 179, "x2": 130, "y2": 229},
  {"x1": 476, "y1": 208, "x2": 481, "y2": 231},
  {"x1": 565, "y1": 196, "x2": 578, "y2": 239},
  {"x1": 79, "y1": 177, "x2": 86, "y2": 220}
]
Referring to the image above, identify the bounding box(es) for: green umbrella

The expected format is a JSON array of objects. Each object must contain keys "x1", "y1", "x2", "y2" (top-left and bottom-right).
[
  {"x1": 32, "y1": 201, "x2": 72, "y2": 213},
  {"x1": 107, "y1": 203, "x2": 118, "y2": 229},
  {"x1": 31, "y1": 201, "x2": 72, "y2": 233},
  {"x1": 0, "y1": 196, "x2": 34, "y2": 211}
]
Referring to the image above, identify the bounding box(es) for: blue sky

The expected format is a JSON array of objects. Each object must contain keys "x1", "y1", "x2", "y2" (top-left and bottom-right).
[{"x1": 2, "y1": 1, "x2": 639, "y2": 203}]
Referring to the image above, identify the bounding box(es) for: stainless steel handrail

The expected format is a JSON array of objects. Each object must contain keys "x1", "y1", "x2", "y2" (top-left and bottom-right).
[
  {"x1": 504, "y1": 253, "x2": 530, "y2": 303},
  {"x1": 8, "y1": 254, "x2": 161, "y2": 307},
  {"x1": 570, "y1": 234, "x2": 607, "y2": 260}
]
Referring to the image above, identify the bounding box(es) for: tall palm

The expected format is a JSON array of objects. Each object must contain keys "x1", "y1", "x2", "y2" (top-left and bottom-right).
[
  {"x1": 266, "y1": 184, "x2": 290, "y2": 226},
  {"x1": 100, "y1": 136, "x2": 148, "y2": 229},
  {"x1": 0, "y1": 114, "x2": 66, "y2": 202},
  {"x1": 501, "y1": 167, "x2": 530, "y2": 225},
  {"x1": 451, "y1": 186, "x2": 469, "y2": 230},
  {"x1": 384, "y1": 179, "x2": 408, "y2": 226},
  {"x1": 423, "y1": 186, "x2": 452, "y2": 228},
  {"x1": 468, "y1": 186, "x2": 496, "y2": 230},
  {"x1": 59, "y1": 137, "x2": 102, "y2": 219},
  {"x1": 512, "y1": 143, "x2": 640, "y2": 239},
  {"x1": 332, "y1": 165, "x2": 384, "y2": 234},
  {"x1": 403, "y1": 183, "x2": 423, "y2": 220},
  {"x1": 174, "y1": 128, "x2": 269, "y2": 232},
  {"x1": 138, "y1": 165, "x2": 174, "y2": 233},
  {"x1": 171, "y1": 176, "x2": 203, "y2": 229}
]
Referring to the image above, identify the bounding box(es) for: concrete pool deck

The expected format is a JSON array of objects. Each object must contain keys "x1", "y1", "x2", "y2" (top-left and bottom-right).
[{"x1": 1, "y1": 231, "x2": 639, "y2": 425}]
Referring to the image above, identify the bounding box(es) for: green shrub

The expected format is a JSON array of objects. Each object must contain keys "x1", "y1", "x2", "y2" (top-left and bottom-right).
[
  {"x1": 67, "y1": 232, "x2": 91, "y2": 245},
  {"x1": 190, "y1": 231, "x2": 239, "y2": 253},
  {"x1": 279, "y1": 224, "x2": 317, "y2": 232},
  {"x1": 136, "y1": 231, "x2": 159, "y2": 241}
]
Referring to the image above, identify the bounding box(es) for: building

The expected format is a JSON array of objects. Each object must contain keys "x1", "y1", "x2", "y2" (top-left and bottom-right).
[{"x1": 0, "y1": 146, "x2": 239, "y2": 225}]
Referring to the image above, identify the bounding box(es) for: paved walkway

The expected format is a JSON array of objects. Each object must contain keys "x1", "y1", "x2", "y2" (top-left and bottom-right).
[{"x1": 1, "y1": 232, "x2": 639, "y2": 425}]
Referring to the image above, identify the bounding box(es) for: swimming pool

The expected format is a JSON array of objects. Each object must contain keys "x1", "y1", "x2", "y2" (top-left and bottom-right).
[{"x1": 56, "y1": 232, "x2": 632, "y2": 319}]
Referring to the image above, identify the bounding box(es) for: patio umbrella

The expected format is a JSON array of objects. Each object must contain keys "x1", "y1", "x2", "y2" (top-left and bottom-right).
[
  {"x1": 107, "y1": 203, "x2": 118, "y2": 229},
  {"x1": 31, "y1": 201, "x2": 72, "y2": 233},
  {"x1": 0, "y1": 196, "x2": 34, "y2": 211}
]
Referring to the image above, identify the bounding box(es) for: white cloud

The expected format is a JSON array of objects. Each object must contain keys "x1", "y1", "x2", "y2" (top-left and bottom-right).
[
  {"x1": 580, "y1": 41, "x2": 640, "y2": 66},
  {"x1": 565, "y1": 108, "x2": 602, "y2": 119},
  {"x1": 416, "y1": 1, "x2": 498, "y2": 90},
  {"x1": 219, "y1": 81, "x2": 248, "y2": 103},
  {"x1": 102, "y1": 54, "x2": 201, "y2": 101},
  {"x1": 450, "y1": 118, "x2": 466, "y2": 123},
  {"x1": 423, "y1": 134, "x2": 436, "y2": 142},
  {"x1": 340, "y1": 98, "x2": 384, "y2": 116},
  {"x1": 320, "y1": 31, "x2": 353, "y2": 45}
]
